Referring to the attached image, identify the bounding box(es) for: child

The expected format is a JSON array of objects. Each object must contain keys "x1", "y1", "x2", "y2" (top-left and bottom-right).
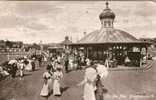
[{"x1": 95, "y1": 75, "x2": 104, "y2": 100}]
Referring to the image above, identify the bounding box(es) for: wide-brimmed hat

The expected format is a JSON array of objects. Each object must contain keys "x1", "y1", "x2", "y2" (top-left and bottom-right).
[
  {"x1": 8, "y1": 60, "x2": 17, "y2": 65},
  {"x1": 85, "y1": 67, "x2": 97, "y2": 82}
]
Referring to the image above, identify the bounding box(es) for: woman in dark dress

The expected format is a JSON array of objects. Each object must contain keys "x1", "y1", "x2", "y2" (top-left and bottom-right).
[
  {"x1": 64, "y1": 56, "x2": 69, "y2": 73},
  {"x1": 31, "y1": 58, "x2": 36, "y2": 71},
  {"x1": 11, "y1": 63, "x2": 18, "y2": 78}
]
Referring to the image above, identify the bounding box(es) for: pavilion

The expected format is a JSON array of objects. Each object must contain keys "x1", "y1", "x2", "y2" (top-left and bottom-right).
[
  {"x1": 70, "y1": 2, "x2": 151, "y2": 67},
  {"x1": 47, "y1": 36, "x2": 72, "y2": 56},
  {"x1": 60, "y1": 36, "x2": 72, "y2": 49}
]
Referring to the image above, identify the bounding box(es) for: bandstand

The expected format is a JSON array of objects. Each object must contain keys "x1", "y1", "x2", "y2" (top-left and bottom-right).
[{"x1": 70, "y1": 2, "x2": 151, "y2": 67}]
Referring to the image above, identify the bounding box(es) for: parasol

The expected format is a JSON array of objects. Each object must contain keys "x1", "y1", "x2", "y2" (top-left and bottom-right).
[
  {"x1": 96, "y1": 64, "x2": 109, "y2": 79},
  {"x1": 8, "y1": 60, "x2": 17, "y2": 65}
]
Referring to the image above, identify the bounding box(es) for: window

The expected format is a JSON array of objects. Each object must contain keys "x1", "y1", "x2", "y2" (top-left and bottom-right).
[{"x1": 108, "y1": 21, "x2": 111, "y2": 27}]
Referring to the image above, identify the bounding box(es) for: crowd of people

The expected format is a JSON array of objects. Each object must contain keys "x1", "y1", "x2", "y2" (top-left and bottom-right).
[
  {"x1": 0, "y1": 50, "x2": 109, "y2": 100},
  {"x1": 60, "y1": 52, "x2": 92, "y2": 73},
  {"x1": 40, "y1": 52, "x2": 109, "y2": 100},
  {"x1": 40, "y1": 55, "x2": 64, "y2": 98},
  {"x1": 0, "y1": 54, "x2": 43, "y2": 80}
]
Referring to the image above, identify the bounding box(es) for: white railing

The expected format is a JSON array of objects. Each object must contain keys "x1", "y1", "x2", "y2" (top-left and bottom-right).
[{"x1": 0, "y1": 51, "x2": 31, "y2": 63}]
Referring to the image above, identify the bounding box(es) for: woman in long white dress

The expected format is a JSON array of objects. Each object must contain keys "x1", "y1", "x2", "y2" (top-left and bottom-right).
[
  {"x1": 53, "y1": 68, "x2": 63, "y2": 96},
  {"x1": 69, "y1": 57, "x2": 74, "y2": 71},
  {"x1": 77, "y1": 67, "x2": 97, "y2": 100},
  {"x1": 18, "y1": 60, "x2": 25, "y2": 80},
  {"x1": 40, "y1": 65, "x2": 53, "y2": 97}
]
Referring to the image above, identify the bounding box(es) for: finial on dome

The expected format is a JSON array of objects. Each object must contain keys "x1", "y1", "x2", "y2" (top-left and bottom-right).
[
  {"x1": 106, "y1": 1, "x2": 109, "y2": 8},
  {"x1": 99, "y1": 1, "x2": 115, "y2": 20}
]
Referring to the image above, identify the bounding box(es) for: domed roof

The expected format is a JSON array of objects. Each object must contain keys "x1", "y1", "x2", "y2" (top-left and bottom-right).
[
  {"x1": 61, "y1": 36, "x2": 72, "y2": 45},
  {"x1": 77, "y1": 28, "x2": 141, "y2": 44},
  {"x1": 99, "y1": 2, "x2": 115, "y2": 20}
]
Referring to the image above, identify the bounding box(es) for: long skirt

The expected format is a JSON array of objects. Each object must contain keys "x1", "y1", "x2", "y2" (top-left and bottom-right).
[
  {"x1": 83, "y1": 83, "x2": 96, "y2": 100},
  {"x1": 40, "y1": 79, "x2": 52, "y2": 97},
  {"x1": 69, "y1": 62, "x2": 74, "y2": 70},
  {"x1": 40, "y1": 83, "x2": 49, "y2": 97},
  {"x1": 19, "y1": 70, "x2": 24, "y2": 77},
  {"x1": 53, "y1": 80, "x2": 61, "y2": 95},
  {"x1": 48, "y1": 79, "x2": 53, "y2": 93}
]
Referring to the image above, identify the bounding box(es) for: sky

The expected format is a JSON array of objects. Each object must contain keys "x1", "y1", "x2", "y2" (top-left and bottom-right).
[{"x1": 0, "y1": 1, "x2": 155, "y2": 44}]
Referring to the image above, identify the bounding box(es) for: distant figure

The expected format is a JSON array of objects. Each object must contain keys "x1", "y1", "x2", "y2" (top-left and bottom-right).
[
  {"x1": 56, "y1": 61, "x2": 63, "y2": 70},
  {"x1": 124, "y1": 56, "x2": 131, "y2": 66},
  {"x1": 57, "y1": 55, "x2": 61, "y2": 63},
  {"x1": 38, "y1": 55, "x2": 42, "y2": 67},
  {"x1": 11, "y1": 63, "x2": 18, "y2": 78},
  {"x1": 147, "y1": 54, "x2": 152, "y2": 60},
  {"x1": 85, "y1": 58, "x2": 91, "y2": 66},
  {"x1": 104, "y1": 58, "x2": 109, "y2": 68},
  {"x1": 80, "y1": 56, "x2": 86, "y2": 66},
  {"x1": 69, "y1": 57, "x2": 74, "y2": 71},
  {"x1": 77, "y1": 56, "x2": 82, "y2": 70},
  {"x1": 31, "y1": 58, "x2": 36, "y2": 71},
  {"x1": 53, "y1": 68, "x2": 63, "y2": 96},
  {"x1": 64, "y1": 57, "x2": 69, "y2": 73},
  {"x1": 18, "y1": 60, "x2": 25, "y2": 80}
]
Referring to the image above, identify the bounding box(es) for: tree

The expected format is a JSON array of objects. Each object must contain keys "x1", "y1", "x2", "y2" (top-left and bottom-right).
[{"x1": 5, "y1": 40, "x2": 13, "y2": 48}]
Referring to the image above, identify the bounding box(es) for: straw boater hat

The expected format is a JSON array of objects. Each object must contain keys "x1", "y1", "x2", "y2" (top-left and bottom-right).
[{"x1": 85, "y1": 67, "x2": 97, "y2": 82}]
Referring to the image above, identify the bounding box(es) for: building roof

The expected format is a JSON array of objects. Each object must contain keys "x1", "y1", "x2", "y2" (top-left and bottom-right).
[
  {"x1": 47, "y1": 43, "x2": 62, "y2": 49},
  {"x1": 74, "y1": 2, "x2": 145, "y2": 45},
  {"x1": 77, "y1": 28, "x2": 142, "y2": 44},
  {"x1": 70, "y1": 2, "x2": 150, "y2": 46}
]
